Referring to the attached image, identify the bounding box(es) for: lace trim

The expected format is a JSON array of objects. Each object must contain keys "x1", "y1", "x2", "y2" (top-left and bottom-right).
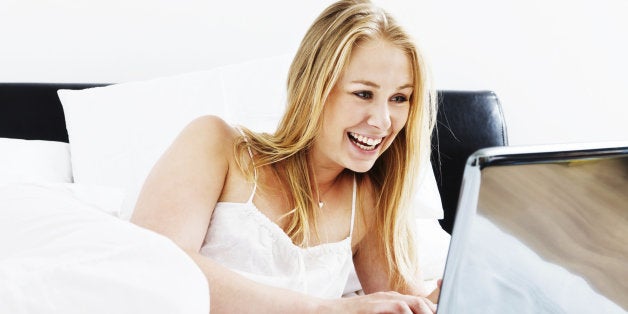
[{"x1": 214, "y1": 202, "x2": 351, "y2": 256}]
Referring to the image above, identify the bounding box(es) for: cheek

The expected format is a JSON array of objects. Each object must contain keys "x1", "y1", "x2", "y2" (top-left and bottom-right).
[
  {"x1": 391, "y1": 107, "x2": 410, "y2": 133},
  {"x1": 380, "y1": 108, "x2": 410, "y2": 152}
]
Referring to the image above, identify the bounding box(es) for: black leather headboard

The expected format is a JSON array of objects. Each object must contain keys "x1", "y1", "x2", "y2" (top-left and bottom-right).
[
  {"x1": 0, "y1": 83, "x2": 107, "y2": 142},
  {"x1": 431, "y1": 90, "x2": 508, "y2": 233},
  {"x1": 0, "y1": 83, "x2": 508, "y2": 234}
]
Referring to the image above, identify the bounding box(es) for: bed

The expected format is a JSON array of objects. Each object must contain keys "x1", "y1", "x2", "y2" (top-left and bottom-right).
[{"x1": 0, "y1": 55, "x2": 505, "y2": 312}]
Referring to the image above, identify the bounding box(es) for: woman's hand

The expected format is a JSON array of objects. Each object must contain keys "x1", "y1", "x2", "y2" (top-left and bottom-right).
[{"x1": 320, "y1": 291, "x2": 436, "y2": 314}]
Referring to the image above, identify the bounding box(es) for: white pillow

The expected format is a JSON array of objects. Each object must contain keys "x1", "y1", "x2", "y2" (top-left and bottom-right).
[
  {"x1": 414, "y1": 161, "x2": 444, "y2": 219},
  {"x1": 0, "y1": 138, "x2": 72, "y2": 184},
  {"x1": 221, "y1": 56, "x2": 290, "y2": 133},
  {"x1": 58, "y1": 54, "x2": 293, "y2": 219}
]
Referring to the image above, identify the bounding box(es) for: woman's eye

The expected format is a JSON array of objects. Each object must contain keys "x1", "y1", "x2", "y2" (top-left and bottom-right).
[
  {"x1": 354, "y1": 91, "x2": 373, "y2": 99},
  {"x1": 391, "y1": 95, "x2": 408, "y2": 103}
]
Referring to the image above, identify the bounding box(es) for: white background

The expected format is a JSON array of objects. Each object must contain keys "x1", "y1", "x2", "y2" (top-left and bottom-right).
[{"x1": 1, "y1": 0, "x2": 626, "y2": 146}]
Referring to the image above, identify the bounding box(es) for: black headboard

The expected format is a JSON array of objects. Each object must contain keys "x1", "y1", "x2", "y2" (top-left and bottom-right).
[
  {"x1": 0, "y1": 83, "x2": 508, "y2": 233},
  {"x1": 431, "y1": 91, "x2": 508, "y2": 233},
  {"x1": 0, "y1": 83, "x2": 108, "y2": 142}
]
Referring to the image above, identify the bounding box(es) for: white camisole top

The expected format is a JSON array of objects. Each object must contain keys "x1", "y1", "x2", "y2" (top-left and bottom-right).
[{"x1": 199, "y1": 131, "x2": 356, "y2": 299}]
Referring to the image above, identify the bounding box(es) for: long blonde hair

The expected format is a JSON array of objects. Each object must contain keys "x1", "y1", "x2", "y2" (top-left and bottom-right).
[{"x1": 236, "y1": 0, "x2": 437, "y2": 291}]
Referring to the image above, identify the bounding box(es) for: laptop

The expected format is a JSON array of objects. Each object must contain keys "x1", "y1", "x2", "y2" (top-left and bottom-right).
[{"x1": 436, "y1": 141, "x2": 628, "y2": 313}]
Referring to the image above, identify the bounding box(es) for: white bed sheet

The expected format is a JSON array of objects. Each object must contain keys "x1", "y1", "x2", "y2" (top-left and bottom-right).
[{"x1": 0, "y1": 183, "x2": 209, "y2": 314}]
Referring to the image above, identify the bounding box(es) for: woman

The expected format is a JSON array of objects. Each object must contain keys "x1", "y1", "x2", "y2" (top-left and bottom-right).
[{"x1": 131, "y1": 0, "x2": 439, "y2": 313}]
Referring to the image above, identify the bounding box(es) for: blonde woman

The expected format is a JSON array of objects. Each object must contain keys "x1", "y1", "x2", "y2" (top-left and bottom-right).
[{"x1": 132, "y1": 0, "x2": 439, "y2": 312}]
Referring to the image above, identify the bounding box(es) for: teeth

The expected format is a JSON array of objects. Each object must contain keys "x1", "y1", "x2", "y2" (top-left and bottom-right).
[
  {"x1": 356, "y1": 142, "x2": 376, "y2": 151},
  {"x1": 349, "y1": 132, "x2": 383, "y2": 148}
]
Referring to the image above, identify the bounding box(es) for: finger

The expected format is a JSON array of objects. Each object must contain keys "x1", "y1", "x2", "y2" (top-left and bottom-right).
[
  {"x1": 371, "y1": 300, "x2": 413, "y2": 314},
  {"x1": 367, "y1": 291, "x2": 436, "y2": 314},
  {"x1": 407, "y1": 297, "x2": 435, "y2": 314},
  {"x1": 422, "y1": 297, "x2": 437, "y2": 313}
]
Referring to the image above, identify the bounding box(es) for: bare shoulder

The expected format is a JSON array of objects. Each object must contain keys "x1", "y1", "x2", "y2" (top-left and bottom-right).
[
  {"x1": 175, "y1": 115, "x2": 241, "y2": 158},
  {"x1": 187, "y1": 114, "x2": 233, "y2": 131},
  {"x1": 183, "y1": 115, "x2": 238, "y2": 142},
  {"x1": 132, "y1": 115, "x2": 242, "y2": 250}
]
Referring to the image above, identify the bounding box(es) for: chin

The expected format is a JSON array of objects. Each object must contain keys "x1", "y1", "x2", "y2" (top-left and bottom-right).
[{"x1": 345, "y1": 160, "x2": 377, "y2": 173}]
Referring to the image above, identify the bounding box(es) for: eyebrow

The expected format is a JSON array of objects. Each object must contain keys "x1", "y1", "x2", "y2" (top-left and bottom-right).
[{"x1": 351, "y1": 80, "x2": 413, "y2": 90}]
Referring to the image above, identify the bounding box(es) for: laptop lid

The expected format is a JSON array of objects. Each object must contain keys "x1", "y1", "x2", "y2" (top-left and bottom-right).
[{"x1": 436, "y1": 142, "x2": 628, "y2": 313}]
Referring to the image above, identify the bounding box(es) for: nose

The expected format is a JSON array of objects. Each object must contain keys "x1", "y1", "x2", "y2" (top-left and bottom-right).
[{"x1": 366, "y1": 99, "x2": 392, "y2": 130}]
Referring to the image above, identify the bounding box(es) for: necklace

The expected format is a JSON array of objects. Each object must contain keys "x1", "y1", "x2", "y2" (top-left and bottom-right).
[{"x1": 317, "y1": 175, "x2": 341, "y2": 209}]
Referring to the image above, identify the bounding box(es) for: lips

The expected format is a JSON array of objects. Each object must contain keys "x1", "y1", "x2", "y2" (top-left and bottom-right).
[{"x1": 348, "y1": 132, "x2": 384, "y2": 151}]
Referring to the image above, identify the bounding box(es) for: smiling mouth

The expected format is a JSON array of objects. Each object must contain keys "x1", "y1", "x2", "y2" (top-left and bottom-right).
[{"x1": 348, "y1": 132, "x2": 384, "y2": 151}]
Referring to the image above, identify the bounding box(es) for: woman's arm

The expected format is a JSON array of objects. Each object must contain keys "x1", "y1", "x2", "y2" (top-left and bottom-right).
[
  {"x1": 352, "y1": 181, "x2": 439, "y2": 309},
  {"x1": 353, "y1": 223, "x2": 438, "y2": 312},
  {"x1": 353, "y1": 221, "x2": 428, "y2": 296}
]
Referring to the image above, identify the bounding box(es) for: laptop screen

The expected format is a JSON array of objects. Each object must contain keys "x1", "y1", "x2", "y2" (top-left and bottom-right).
[{"x1": 437, "y1": 143, "x2": 628, "y2": 313}]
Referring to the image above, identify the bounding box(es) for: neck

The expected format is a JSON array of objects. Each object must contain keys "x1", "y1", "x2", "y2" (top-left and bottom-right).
[
  {"x1": 315, "y1": 168, "x2": 344, "y2": 191},
  {"x1": 306, "y1": 144, "x2": 349, "y2": 208},
  {"x1": 307, "y1": 145, "x2": 345, "y2": 186},
  {"x1": 308, "y1": 161, "x2": 345, "y2": 208}
]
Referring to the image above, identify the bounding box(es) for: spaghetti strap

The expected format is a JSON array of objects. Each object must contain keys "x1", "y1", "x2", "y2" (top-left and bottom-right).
[
  {"x1": 235, "y1": 126, "x2": 257, "y2": 204},
  {"x1": 349, "y1": 176, "x2": 357, "y2": 238}
]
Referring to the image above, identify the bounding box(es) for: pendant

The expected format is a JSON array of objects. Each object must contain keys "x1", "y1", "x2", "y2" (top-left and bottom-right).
[{"x1": 319, "y1": 201, "x2": 324, "y2": 208}]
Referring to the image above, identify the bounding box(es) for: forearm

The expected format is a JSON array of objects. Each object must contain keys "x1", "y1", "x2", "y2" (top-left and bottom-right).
[
  {"x1": 353, "y1": 240, "x2": 430, "y2": 298},
  {"x1": 185, "y1": 250, "x2": 322, "y2": 314},
  {"x1": 357, "y1": 265, "x2": 428, "y2": 297}
]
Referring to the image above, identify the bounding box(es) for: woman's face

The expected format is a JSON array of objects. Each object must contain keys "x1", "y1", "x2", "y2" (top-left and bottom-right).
[{"x1": 312, "y1": 38, "x2": 412, "y2": 173}]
